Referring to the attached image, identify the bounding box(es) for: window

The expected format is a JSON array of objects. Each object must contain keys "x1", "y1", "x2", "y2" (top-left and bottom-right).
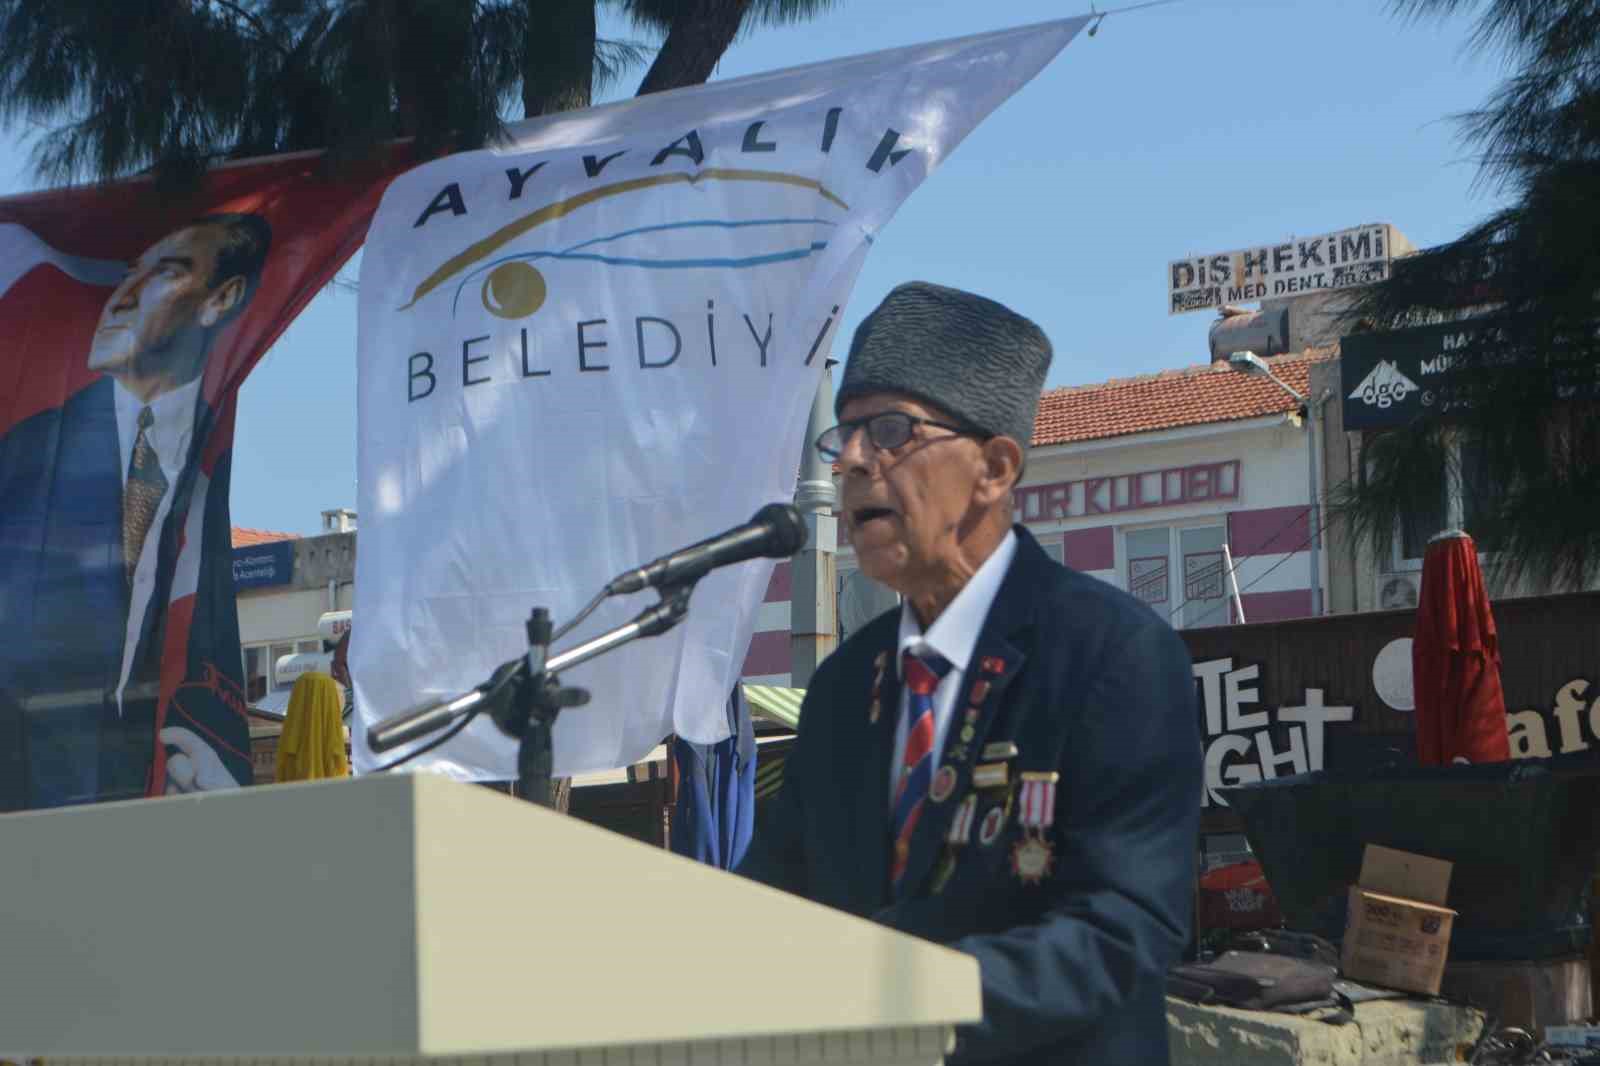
[
  {"x1": 242, "y1": 637, "x2": 323, "y2": 702},
  {"x1": 1125, "y1": 524, "x2": 1230, "y2": 630},
  {"x1": 1386, "y1": 433, "x2": 1506, "y2": 568}
]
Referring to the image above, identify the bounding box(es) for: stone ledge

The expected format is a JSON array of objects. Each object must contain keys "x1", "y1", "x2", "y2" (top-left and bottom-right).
[{"x1": 1167, "y1": 995, "x2": 1485, "y2": 1066}]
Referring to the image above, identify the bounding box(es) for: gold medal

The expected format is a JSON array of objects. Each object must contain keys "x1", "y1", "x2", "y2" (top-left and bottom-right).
[
  {"x1": 959, "y1": 724, "x2": 976, "y2": 743},
  {"x1": 1010, "y1": 834, "x2": 1055, "y2": 885}
]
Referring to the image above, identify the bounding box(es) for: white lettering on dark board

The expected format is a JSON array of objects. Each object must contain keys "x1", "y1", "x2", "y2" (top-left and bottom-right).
[{"x1": 1194, "y1": 656, "x2": 1355, "y2": 808}]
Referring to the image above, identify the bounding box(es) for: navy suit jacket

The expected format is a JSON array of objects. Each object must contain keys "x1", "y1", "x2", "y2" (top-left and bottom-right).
[
  {"x1": 737, "y1": 526, "x2": 1202, "y2": 1065},
  {"x1": 0, "y1": 376, "x2": 222, "y2": 808}
]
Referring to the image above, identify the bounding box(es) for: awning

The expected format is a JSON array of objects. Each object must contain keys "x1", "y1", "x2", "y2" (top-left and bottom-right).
[
  {"x1": 571, "y1": 735, "x2": 795, "y2": 789},
  {"x1": 742, "y1": 684, "x2": 804, "y2": 729}
]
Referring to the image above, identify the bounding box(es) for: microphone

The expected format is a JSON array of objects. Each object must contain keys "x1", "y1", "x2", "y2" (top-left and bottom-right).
[{"x1": 605, "y1": 503, "x2": 807, "y2": 596}]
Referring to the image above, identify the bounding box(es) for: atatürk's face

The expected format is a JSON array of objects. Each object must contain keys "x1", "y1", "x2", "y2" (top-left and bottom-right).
[
  {"x1": 835, "y1": 392, "x2": 987, "y2": 597},
  {"x1": 87, "y1": 224, "x2": 229, "y2": 384}
]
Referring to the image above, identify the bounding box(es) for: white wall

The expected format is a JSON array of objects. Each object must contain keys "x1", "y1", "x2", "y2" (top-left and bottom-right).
[{"x1": 237, "y1": 586, "x2": 328, "y2": 647}]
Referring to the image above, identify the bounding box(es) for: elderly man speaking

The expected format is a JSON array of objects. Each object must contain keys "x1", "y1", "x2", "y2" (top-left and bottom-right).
[{"x1": 737, "y1": 282, "x2": 1202, "y2": 1065}]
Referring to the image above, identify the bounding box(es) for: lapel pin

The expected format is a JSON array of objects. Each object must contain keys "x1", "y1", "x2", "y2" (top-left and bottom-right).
[
  {"x1": 969, "y1": 680, "x2": 991, "y2": 704},
  {"x1": 980, "y1": 656, "x2": 1006, "y2": 676}
]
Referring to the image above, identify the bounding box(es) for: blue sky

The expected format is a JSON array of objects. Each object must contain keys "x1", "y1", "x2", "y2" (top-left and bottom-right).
[{"x1": 0, "y1": 0, "x2": 1513, "y2": 536}]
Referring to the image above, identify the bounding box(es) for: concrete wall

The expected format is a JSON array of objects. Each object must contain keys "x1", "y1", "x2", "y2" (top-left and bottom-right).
[{"x1": 236, "y1": 530, "x2": 356, "y2": 650}]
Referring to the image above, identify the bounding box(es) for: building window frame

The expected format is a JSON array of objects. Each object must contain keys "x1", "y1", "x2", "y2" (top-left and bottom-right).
[
  {"x1": 1380, "y1": 431, "x2": 1505, "y2": 573},
  {"x1": 1119, "y1": 517, "x2": 1231, "y2": 630},
  {"x1": 241, "y1": 637, "x2": 323, "y2": 702}
]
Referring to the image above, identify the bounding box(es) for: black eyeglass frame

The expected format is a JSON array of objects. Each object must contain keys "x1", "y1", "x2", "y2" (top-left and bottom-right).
[{"x1": 814, "y1": 410, "x2": 989, "y2": 461}]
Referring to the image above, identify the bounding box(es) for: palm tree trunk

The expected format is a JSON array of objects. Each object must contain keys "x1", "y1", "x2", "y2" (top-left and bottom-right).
[
  {"x1": 635, "y1": 0, "x2": 753, "y2": 96},
  {"x1": 522, "y1": 0, "x2": 596, "y2": 116}
]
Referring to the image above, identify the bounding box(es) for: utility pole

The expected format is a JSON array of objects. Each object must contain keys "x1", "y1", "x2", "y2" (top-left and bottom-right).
[{"x1": 790, "y1": 360, "x2": 839, "y2": 689}]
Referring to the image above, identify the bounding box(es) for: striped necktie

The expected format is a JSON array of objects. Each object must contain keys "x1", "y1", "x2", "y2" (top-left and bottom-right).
[
  {"x1": 890, "y1": 649, "x2": 951, "y2": 894},
  {"x1": 123, "y1": 405, "x2": 168, "y2": 583}
]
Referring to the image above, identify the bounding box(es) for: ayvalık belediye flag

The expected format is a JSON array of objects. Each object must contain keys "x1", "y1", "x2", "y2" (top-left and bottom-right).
[{"x1": 351, "y1": 17, "x2": 1089, "y2": 779}]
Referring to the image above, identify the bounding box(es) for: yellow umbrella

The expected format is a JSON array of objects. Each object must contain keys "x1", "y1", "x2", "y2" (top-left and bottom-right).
[{"x1": 275, "y1": 672, "x2": 349, "y2": 782}]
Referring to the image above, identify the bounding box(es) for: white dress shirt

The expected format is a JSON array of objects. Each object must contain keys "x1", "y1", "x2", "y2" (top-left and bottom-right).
[
  {"x1": 889, "y1": 529, "x2": 1018, "y2": 805},
  {"x1": 111, "y1": 375, "x2": 202, "y2": 714}
]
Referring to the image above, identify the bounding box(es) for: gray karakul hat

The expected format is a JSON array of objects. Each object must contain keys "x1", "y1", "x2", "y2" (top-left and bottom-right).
[{"x1": 835, "y1": 281, "x2": 1052, "y2": 449}]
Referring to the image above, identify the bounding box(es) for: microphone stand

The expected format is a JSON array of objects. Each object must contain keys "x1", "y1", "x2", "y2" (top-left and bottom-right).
[{"x1": 367, "y1": 581, "x2": 698, "y2": 807}]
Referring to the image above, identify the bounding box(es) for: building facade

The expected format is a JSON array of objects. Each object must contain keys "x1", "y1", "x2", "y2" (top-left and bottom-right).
[
  {"x1": 739, "y1": 351, "x2": 1330, "y2": 688},
  {"x1": 233, "y1": 508, "x2": 356, "y2": 714}
]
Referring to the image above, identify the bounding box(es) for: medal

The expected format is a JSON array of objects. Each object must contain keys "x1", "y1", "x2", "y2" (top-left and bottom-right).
[
  {"x1": 1010, "y1": 772, "x2": 1059, "y2": 885},
  {"x1": 1011, "y1": 837, "x2": 1055, "y2": 885},
  {"x1": 868, "y1": 651, "x2": 889, "y2": 724},
  {"x1": 982, "y1": 740, "x2": 1018, "y2": 760},
  {"x1": 978, "y1": 805, "x2": 1007, "y2": 846},
  {"x1": 969, "y1": 680, "x2": 991, "y2": 704},
  {"x1": 929, "y1": 765, "x2": 958, "y2": 803},
  {"x1": 972, "y1": 761, "x2": 1009, "y2": 790},
  {"x1": 948, "y1": 794, "x2": 978, "y2": 844},
  {"x1": 980, "y1": 656, "x2": 1006, "y2": 676},
  {"x1": 959, "y1": 724, "x2": 976, "y2": 743}
]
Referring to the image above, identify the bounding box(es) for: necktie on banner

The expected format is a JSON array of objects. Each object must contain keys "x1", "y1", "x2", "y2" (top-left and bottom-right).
[
  {"x1": 892, "y1": 650, "x2": 951, "y2": 894},
  {"x1": 0, "y1": 149, "x2": 408, "y2": 810},
  {"x1": 350, "y1": 17, "x2": 1091, "y2": 782},
  {"x1": 123, "y1": 406, "x2": 167, "y2": 583}
]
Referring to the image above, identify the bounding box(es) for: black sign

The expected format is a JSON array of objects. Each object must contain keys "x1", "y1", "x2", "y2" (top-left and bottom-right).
[
  {"x1": 1341, "y1": 318, "x2": 1600, "y2": 430},
  {"x1": 232, "y1": 541, "x2": 295, "y2": 589}
]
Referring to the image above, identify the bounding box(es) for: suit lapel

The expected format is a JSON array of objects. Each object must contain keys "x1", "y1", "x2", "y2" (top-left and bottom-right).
[
  {"x1": 851, "y1": 644, "x2": 899, "y2": 909},
  {"x1": 893, "y1": 534, "x2": 1044, "y2": 898}
]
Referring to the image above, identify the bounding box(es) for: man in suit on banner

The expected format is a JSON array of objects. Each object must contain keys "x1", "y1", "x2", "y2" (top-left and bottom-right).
[
  {"x1": 0, "y1": 213, "x2": 271, "y2": 809},
  {"x1": 736, "y1": 282, "x2": 1203, "y2": 1064}
]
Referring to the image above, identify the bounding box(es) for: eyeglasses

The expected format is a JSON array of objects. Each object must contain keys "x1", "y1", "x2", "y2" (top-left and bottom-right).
[{"x1": 814, "y1": 410, "x2": 985, "y2": 461}]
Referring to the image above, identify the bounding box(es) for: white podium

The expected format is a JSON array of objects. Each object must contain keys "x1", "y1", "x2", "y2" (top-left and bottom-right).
[{"x1": 0, "y1": 773, "x2": 980, "y2": 1064}]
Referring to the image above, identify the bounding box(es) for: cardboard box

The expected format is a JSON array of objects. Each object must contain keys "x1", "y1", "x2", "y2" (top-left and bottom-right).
[{"x1": 1340, "y1": 844, "x2": 1457, "y2": 996}]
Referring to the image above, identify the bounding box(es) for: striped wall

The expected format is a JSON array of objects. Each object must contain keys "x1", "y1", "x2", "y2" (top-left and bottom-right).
[
  {"x1": 1224, "y1": 506, "x2": 1314, "y2": 623},
  {"x1": 741, "y1": 561, "x2": 793, "y2": 687}
]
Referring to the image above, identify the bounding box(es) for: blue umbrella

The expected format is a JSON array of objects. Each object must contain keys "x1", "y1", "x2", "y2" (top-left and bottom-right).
[{"x1": 670, "y1": 685, "x2": 756, "y2": 868}]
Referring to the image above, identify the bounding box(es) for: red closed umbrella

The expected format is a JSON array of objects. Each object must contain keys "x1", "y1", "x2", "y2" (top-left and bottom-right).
[{"x1": 1412, "y1": 531, "x2": 1511, "y2": 766}]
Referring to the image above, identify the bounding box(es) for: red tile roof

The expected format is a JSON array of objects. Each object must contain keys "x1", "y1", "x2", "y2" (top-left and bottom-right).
[
  {"x1": 231, "y1": 527, "x2": 299, "y2": 548},
  {"x1": 1031, "y1": 351, "x2": 1332, "y2": 447}
]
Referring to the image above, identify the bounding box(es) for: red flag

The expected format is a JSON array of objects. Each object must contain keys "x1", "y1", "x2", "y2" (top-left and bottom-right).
[
  {"x1": 0, "y1": 149, "x2": 408, "y2": 810},
  {"x1": 1412, "y1": 532, "x2": 1512, "y2": 766}
]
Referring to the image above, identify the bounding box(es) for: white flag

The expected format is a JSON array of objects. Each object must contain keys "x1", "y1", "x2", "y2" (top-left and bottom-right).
[{"x1": 352, "y1": 17, "x2": 1088, "y2": 779}]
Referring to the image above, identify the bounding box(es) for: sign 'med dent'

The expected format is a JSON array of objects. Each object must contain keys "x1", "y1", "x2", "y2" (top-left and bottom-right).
[{"x1": 1169, "y1": 223, "x2": 1393, "y2": 316}]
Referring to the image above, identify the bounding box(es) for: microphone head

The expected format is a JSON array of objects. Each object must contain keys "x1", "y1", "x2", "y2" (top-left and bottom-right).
[{"x1": 753, "y1": 502, "x2": 808, "y2": 558}]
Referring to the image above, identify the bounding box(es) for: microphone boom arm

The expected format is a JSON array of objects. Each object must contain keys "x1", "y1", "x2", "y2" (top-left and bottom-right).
[{"x1": 365, "y1": 582, "x2": 698, "y2": 789}]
